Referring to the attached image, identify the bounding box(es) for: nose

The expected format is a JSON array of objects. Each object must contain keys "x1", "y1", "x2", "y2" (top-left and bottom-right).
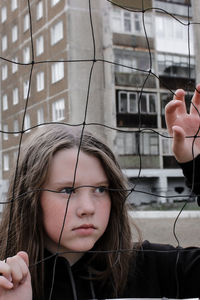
[{"x1": 76, "y1": 189, "x2": 95, "y2": 217}]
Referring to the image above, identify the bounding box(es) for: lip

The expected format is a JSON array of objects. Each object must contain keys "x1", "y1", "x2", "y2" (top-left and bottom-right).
[
  {"x1": 73, "y1": 224, "x2": 96, "y2": 230},
  {"x1": 72, "y1": 224, "x2": 96, "y2": 236}
]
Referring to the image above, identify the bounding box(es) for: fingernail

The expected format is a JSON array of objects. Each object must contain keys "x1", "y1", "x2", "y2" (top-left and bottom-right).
[{"x1": 7, "y1": 281, "x2": 13, "y2": 288}]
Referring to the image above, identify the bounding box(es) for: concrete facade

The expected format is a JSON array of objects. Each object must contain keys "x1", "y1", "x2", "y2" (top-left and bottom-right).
[{"x1": 0, "y1": 0, "x2": 198, "y2": 207}]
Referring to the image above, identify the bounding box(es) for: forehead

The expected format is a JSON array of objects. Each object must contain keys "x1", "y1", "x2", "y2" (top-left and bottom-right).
[{"x1": 46, "y1": 148, "x2": 108, "y2": 185}]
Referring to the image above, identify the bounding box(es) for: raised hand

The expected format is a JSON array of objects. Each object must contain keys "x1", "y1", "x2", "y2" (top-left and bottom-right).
[
  {"x1": 165, "y1": 84, "x2": 200, "y2": 163},
  {"x1": 0, "y1": 252, "x2": 32, "y2": 300}
]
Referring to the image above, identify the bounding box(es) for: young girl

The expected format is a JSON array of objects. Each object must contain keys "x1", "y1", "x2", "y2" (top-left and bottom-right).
[{"x1": 0, "y1": 85, "x2": 200, "y2": 300}]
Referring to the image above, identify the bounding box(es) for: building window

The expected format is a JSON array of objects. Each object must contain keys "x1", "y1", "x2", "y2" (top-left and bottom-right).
[
  {"x1": 23, "y1": 80, "x2": 30, "y2": 99},
  {"x1": 51, "y1": 62, "x2": 64, "y2": 83},
  {"x1": 13, "y1": 119, "x2": 19, "y2": 136},
  {"x1": 158, "y1": 53, "x2": 195, "y2": 78},
  {"x1": 3, "y1": 124, "x2": 8, "y2": 141},
  {"x1": 3, "y1": 154, "x2": 9, "y2": 171},
  {"x1": 51, "y1": 21, "x2": 63, "y2": 45},
  {"x1": 36, "y1": 71, "x2": 44, "y2": 91},
  {"x1": 118, "y1": 91, "x2": 156, "y2": 114},
  {"x1": 114, "y1": 49, "x2": 153, "y2": 73},
  {"x1": 118, "y1": 92, "x2": 137, "y2": 113},
  {"x1": 36, "y1": 35, "x2": 44, "y2": 56},
  {"x1": 52, "y1": 99, "x2": 65, "y2": 121},
  {"x1": 36, "y1": 1, "x2": 43, "y2": 20},
  {"x1": 24, "y1": 114, "x2": 31, "y2": 132},
  {"x1": 51, "y1": 0, "x2": 60, "y2": 6},
  {"x1": 37, "y1": 108, "x2": 44, "y2": 124},
  {"x1": 140, "y1": 94, "x2": 156, "y2": 114},
  {"x1": 11, "y1": 0, "x2": 18, "y2": 11},
  {"x1": 1, "y1": 6, "x2": 7, "y2": 23},
  {"x1": 2, "y1": 65, "x2": 8, "y2": 81},
  {"x1": 23, "y1": 46, "x2": 30, "y2": 64},
  {"x1": 24, "y1": 13, "x2": 30, "y2": 32},
  {"x1": 2, "y1": 35, "x2": 7, "y2": 52},
  {"x1": 12, "y1": 57, "x2": 18, "y2": 73},
  {"x1": 12, "y1": 25, "x2": 18, "y2": 42},
  {"x1": 116, "y1": 132, "x2": 159, "y2": 155},
  {"x1": 2, "y1": 94, "x2": 8, "y2": 111},
  {"x1": 111, "y1": 7, "x2": 153, "y2": 37},
  {"x1": 13, "y1": 87, "x2": 19, "y2": 105}
]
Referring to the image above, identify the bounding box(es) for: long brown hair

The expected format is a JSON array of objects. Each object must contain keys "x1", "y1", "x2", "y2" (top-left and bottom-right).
[{"x1": 0, "y1": 124, "x2": 140, "y2": 298}]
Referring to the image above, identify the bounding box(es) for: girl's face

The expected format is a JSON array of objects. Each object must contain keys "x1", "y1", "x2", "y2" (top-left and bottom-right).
[{"x1": 41, "y1": 148, "x2": 111, "y2": 264}]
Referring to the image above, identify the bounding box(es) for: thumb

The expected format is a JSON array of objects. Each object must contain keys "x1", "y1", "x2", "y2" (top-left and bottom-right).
[
  {"x1": 172, "y1": 126, "x2": 191, "y2": 163},
  {"x1": 17, "y1": 251, "x2": 29, "y2": 267},
  {"x1": 172, "y1": 126, "x2": 186, "y2": 161},
  {"x1": 172, "y1": 125, "x2": 185, "y2": 143}
]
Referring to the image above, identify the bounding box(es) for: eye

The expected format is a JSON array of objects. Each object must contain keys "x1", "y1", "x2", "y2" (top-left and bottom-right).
[
  {"x1": 60, "y1": 187, "x2": 75, "y2": 194},
  {"x1": 95, "y1": 186, "x2": 107, "y2": 194}
]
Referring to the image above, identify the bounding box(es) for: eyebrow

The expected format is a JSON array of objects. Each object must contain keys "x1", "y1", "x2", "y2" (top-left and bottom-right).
[{"x1": 48, "y1": 180, "x2": 109, "y2": 188}]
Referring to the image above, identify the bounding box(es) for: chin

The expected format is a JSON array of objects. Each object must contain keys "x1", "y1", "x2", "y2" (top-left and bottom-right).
[{"x1": 71, "y1": 242, "x2": 96, "y2": 253}]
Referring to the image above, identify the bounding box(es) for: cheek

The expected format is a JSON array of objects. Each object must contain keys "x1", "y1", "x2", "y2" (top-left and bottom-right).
[
  {"x1": 98, "y1": 198, "x2": 111, "y2": 229},
  {"x1": 41, "y1": 196, "x2": 71, "y2": 241}
]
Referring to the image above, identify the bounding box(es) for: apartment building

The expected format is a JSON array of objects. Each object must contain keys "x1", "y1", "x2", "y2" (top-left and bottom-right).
[
  {"x1": 111, "y1": 0, "x2": 195, "y2": 205},
  {"x1": 0, "y1": 0, "x2": 197, "y2": 205},
  {"x1": 0, "y1": 0, "x2": 115, "y2": 199}
]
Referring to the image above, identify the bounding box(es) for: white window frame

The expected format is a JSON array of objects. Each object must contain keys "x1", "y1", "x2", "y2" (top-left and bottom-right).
[
  {"x1": 3, "y1": 124, "x2": 8, "y2": 141},
  {"x1": 1, "y1": 6, "x2": 7, "y2": 23},
  {"x1": 24, "y1": 114, "x2": 31, "y2": 132},
  {"x1": 36, "y1": 35, "x2": 44, "y2": 56},
  {"x1": 51, "y1": 0, "x2": 60, "y2": 6},
  {"x1": 12, "y1": 25, "x2": 18, "y2": 43},
  {"x1": 118, "y1": 91, "x2": 137, "y2": 113},
  {"x1": 23, "y1": 46, "x2": 30, "y2": 64},
  {"x1": 23, "y1": 80, "x2": 30, "y2": 99},
  {"x1": 3, "y1": 154, "x2": 9, "y2": 171},
  {"x1": 13, "y1": 119, "x2": 19, "y2": 136},
  {"x1": 51, "y1": 21, "x2": 63, "y2": 45},
  {"x1": 2, "y1": 94, "x2": 8, "y2": 111},
  {"x1": 52, "y1": 99, "x2": 65, "y2": 121},
  {"x1": 2, "y1": 65, "x2": 8, "y2": 81},
  {"x1": 51, "y1": 62, "x2": 64, "y2": 83},
  {"x1": 36, "y1": 71, "x2": 44, "y2": 92},
  {"x1": 112, "y1": 8, "x2": 153, "y2": 37},
  {"x1": 162, "y1": 136, "x2": 173, "y2": 156},
  {"x1": 13, "y1": 87, "x2": 19, "y2": 105},
  {"x1": 12, "y1": 57, "x2": 18, "y2": 73},
  {"x1": 140, "y1": 94, "x2": 157, "y2": 114},
  {"x1": 2, "y1": 35, "x2": 7, "y2": 52},
  {"x1": 36, "y1": 1, "x2": 43, "y2": 20},
  {"x1": 11, "y1": 0, "x2": 18, "y2": 11},
  {"x1": 118, "y1": 91, "x2": 157, "y2": 114},
  {"x1": 24, "y1": 13, "x2": 30, "y2": 32},
  {"x1": 37, "y1": 108, "x2": 44, "y2": 124}
]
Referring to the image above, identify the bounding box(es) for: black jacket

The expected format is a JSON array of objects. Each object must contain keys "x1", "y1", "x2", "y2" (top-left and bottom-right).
[
  {"x1": 43, "y1": 241, "x2": 200, "y2": 299},
  {"x1": 42, "y1": 158, "x2": 200, "y2": 300}
]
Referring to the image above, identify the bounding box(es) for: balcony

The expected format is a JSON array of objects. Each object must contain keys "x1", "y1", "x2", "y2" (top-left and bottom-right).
[
  {"x1": 113, "y1": 33, "x2": 154, "y2": 49},
  {"x1": 115, "y1": 72, "x2": 156, "y2": 88}
]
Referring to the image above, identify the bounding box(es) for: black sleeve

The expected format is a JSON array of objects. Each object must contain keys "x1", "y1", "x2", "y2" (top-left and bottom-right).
[
  {"x1": 124, "y1": 241, "x2": 200, "y2": 298},
  {"x1": 178, "y1": 154, "x2": 200, "y2": 196}
]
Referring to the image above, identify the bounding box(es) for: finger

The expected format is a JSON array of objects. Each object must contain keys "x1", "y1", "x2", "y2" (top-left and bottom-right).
[
  {"x1": 0, "y1": 261, "x2": 12, "y2": 281},
  {"x1": 16, "y1": 252, "x2": 30, "y2": 284},
  {"x1": 173, "y1": 88, "x2": 185, "y2": 100},
  {"x1": 6, "y1": 254, "x2": 29, "y2": 286},
  {"x1": 171, "y1": 126, "x2": 186, "y2": 162},
  {"x1": 165, "y1": 100, "x2": 185, "y2": 135},
  {"x1": 173, "y1": 89, "x2": 187, "y2": 115},
  {"x1": 17, "y1": 252, "x2": 29, "y2": 268},
  {"x1": 190, "y1": 84, "x2": 200, "y2": 114},
  {"x1": 0, "y1": 276, "x2": 13, "y2": 290}
]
